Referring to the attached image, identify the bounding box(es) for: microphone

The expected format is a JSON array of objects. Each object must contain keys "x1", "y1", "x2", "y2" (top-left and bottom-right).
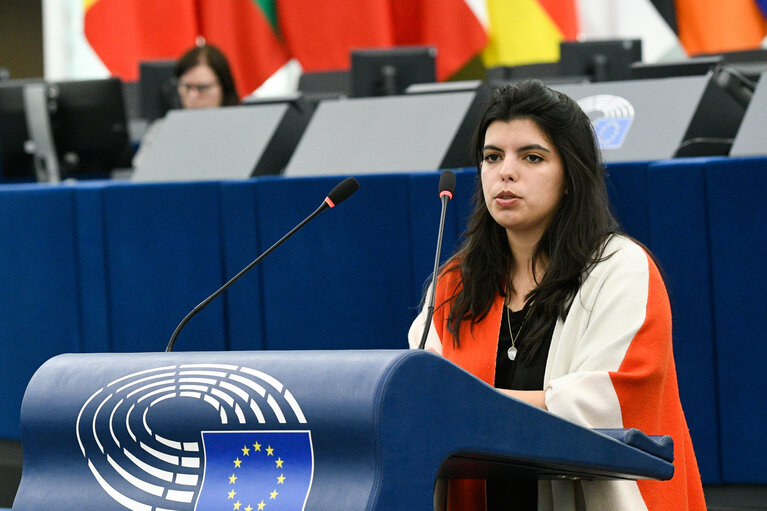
[
  {"x1": 418, "y1": 170, "x2": 456, "y2": 350},
  {"x1": 166, "y1": 177, "x2": 360, "y2": 352}
]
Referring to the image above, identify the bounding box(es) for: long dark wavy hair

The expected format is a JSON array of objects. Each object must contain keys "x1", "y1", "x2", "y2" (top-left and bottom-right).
[
  {"x1": 175, "y1": 44, "x2": 240, "y2": 106},
  {"x1": 442, "y1": 79, "x2": 620, "y2": 361}
]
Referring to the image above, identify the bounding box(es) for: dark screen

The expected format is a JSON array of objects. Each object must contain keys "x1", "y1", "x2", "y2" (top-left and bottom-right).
[
  {"x1": 350, "y1": 47, "x2": 437, "y2": 97},
  {"x1": 560, "y1": 39, "x2": 642, "y2": 82}
]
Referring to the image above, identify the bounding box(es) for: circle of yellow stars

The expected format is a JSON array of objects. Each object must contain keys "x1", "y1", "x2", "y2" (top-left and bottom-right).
[{"x1": 226, "y1": 441, "x2": 286, "y2": 510}]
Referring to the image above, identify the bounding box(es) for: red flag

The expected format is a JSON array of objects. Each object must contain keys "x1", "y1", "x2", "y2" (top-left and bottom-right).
[
  {"x1": 277, "y1": 0, "x2": 394, "y2": 72},
  {"x1": 538, "y1": 0, "x2": 579, "y2": 41},
  {"x1": 84, "y1": 0, "x2": 199, "y2": 81},
  {"x1": 197, "y1": 0, "x2": 290, "y2": 97},
  {"x1": 85, "y1": 0, "x2": 290, "y2": 96},
  {"x1": 390, "y1": 0, "x2": 488, "y2": 80},
  {"x1": 278, "y1": 0, "x2": 487, "y2": 79}
]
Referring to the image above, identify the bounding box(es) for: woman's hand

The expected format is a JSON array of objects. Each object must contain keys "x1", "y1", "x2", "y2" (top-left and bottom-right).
[{"x1": 497, "y1": 389, "x2": 547, "y2": 409}]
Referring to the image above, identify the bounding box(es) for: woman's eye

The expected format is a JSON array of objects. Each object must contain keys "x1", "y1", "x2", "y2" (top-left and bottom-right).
[
  {"x1": 525, "y1": 154, "x2": 544, "y2": 163},
  {"x1": 483, "y1": 153, "x2": 501, "y2": 163}
]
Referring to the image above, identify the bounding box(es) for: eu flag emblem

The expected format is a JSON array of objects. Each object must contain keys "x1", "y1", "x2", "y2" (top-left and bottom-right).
[
  {"x1": 196, "y1": 430, "x2": 314, "y2": 511},
  {"x1": 594, "y1": 117, "x2": 633, "y2": 149}
]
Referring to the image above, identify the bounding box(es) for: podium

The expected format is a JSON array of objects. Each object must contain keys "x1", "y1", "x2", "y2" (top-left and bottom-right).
[{"x1": 13, "y1": 350, "x2": 673, "y2": 510}]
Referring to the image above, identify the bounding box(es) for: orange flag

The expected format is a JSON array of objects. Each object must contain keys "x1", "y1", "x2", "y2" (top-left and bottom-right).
[{"x1": 675, "y1": 0, "x2": 767, "y2": 55}]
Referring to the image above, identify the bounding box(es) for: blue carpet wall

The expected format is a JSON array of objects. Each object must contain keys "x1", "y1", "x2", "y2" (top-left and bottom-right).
[
  {"x1": 94, "y1": 182, "x2": 228, "y2": 353},
  {"x1": 406, "y1": 170, "x2": 473, "y2": 311},
  {"x1": 604, "y1": 161, "x2": 651, "y2": 246},
  {"x1": 73, "y1": 184, "x2": 112, "y2": 353},
  {"x1": 646, "y1": 158, "x2": 722, "y2": 484},
  {"x1": 0, "y1": 158, "x2": 765, "y2": 488},
  {"x1": 218, "y1": 181, "x2": 266, "y2": 351},
  {"x1": 0, "y1": 185, "x2": 82, "y2": 439},
  {"x1": 254, "y1": 174, "x2": 415, "y2": 350},
  {"x1": 706, "y1": 158, "x2": 767, "y2": 484}
]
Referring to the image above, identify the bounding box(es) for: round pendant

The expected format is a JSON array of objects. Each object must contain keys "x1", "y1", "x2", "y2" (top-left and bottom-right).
[{"x1": 507, "y1": 346, "x2": 518, "y2": 361}]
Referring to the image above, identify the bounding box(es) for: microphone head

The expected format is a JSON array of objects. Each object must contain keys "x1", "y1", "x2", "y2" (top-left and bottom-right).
[
  {"x1": 438, "y1": 170, "x2": 456, "y2": 199},
  {"x1": 325, "y1": 177, "x2": 360, "y2": 207}
]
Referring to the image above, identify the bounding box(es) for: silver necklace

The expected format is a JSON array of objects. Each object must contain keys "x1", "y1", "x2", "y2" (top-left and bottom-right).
[{"x1": 505, "y1": 304, "x2": 531, "y2": 361}]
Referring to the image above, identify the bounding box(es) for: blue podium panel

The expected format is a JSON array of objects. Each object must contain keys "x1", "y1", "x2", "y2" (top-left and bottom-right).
[
  {"x1": 254, "y1": 175, "x2": 413, "y2": 350},
  {"x1": 604, "y1": 161, "x2": 651, "y2": 245},
  {"x1": 705, "y1": 157, "x2": 767, "y2": 483},
  {"x1": 218, "y1": 181, "x2": 266, "y2": 351},
  {"x1": 646, "y1": 159, "x2": 721, "y2": 484},
  {"x1": 15, "y1": 350, "x2": 673, "y2": 511},
  {"x1": 0, "y1": 186, "x2": 82, "y2": 440},
  {"x1": 98, "y1": 182, "x2": 227, "y2": 353}
]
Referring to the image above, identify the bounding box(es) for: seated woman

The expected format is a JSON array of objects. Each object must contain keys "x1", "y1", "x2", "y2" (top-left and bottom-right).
[
  {"x1": 409, "y1": 79, "x2": 705, "y2": 510},
  {"x1": 174, "y1": 43, "x2": 240, "y2": 109},
  {"x1": 132, "y1": 43, "x2": 240, "y2": 167}
]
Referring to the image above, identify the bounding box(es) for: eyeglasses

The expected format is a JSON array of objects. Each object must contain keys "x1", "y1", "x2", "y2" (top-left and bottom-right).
[{"x1": 177, "y1": 81, "x2": 219, "y2": 94}]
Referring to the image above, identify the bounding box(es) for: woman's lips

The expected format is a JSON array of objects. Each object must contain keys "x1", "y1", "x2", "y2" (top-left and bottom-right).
[{"x1": 495, "y1": 191, "x2": 520, "y2": 207}]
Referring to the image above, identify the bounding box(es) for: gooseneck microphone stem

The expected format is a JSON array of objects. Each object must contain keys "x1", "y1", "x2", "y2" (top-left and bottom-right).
[
  {"x1": 166, "y1": 177, "x2": 360, "y2": 352},
  {"x1": 418, "y1": 195, "x2": 449, "y2": 350},
  {"x1": 418, "y1": 170, "x2": 456, "y2": 350}
]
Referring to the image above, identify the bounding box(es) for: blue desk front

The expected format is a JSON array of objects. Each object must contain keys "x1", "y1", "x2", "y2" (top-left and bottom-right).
[{"x1": 14, "y1": 350, "x2": 672, "y2": 510}]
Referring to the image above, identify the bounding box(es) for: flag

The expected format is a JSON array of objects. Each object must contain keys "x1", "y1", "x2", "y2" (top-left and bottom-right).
[
  {"x1": 196, "y1": 430, "x2": 314, "y2": 511},
  {"x1": 84, "y1": 0, "x2": 290, "y2": 97},
  {"x1": 83, "y1": 0, "x2": 199, "y2": 81},
  {"x1": 675, "y1": 0, "x2": 767, "y2": 56},
  {"x1": 576, "y1": 0, "x2": 683, "y2": 62},
  {"x1": 276, "y1": 0, "x2": 487, "y2": 80},
  {"x1": 276, "y1": 0, "x2": 393, "y2": 73},
  {"x1": 389, "y1": 0, "x2": 488, "y2": 80},
  {"x1": 481, "y1": 0, "x2": 579, "y2": 68},
  {"x1": 196, "y1": 0, "x2": 291, "y2": 97}
]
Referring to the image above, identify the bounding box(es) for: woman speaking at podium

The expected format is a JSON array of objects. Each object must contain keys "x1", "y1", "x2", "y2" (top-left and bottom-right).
[{"x1": 409, "y1": 80, "x2": 705, "y2": 510}]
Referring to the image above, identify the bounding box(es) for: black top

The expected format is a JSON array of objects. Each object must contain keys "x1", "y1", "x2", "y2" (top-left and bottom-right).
[
  {"x1": 487, "y1": 303, "x2": 555, "y2": 511},
  {"x1": 494, "y1": 303, "x2": 554, "y2": 390}
]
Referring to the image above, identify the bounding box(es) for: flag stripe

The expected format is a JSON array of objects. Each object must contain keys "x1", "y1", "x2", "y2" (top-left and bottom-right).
[
  {"x1": 538, "y1": 0, "x2": 579, "y2": 40},
  {"x1": 675, "y1": 0, "x2": 767, "y2": 55},
  {"x1": 252, "y1": 0, "x2": 278, "y2": 32},
  {"x1": 577, "y1": 0, "x2": 683, "y2": 62},
  {"x1": 482, "y1": 0, "x2": 565, "y2": 68},
  {"x1": 84, "y1": 0, "x2": 199, "y2": 81}
]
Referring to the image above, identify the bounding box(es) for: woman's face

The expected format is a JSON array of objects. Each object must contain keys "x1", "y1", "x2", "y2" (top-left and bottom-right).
[
  {"x1": 177, "y1": 63, "x2": 223, "y2": 109},
  {"x1": 480, "y1": 118, "x2": 566, "y2": 241}
]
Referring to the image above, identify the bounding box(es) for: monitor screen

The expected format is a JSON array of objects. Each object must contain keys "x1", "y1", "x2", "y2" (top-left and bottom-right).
[
  {"x1": 298, "y1": 70, "x2": 350, "y2": 100},
  {"x1": 48, "y1": 77, "x2": 133, "y2": 176},
  {"x1": 350, "y1": 47, "x2": 437, "y2": 98},
  {"x1": 559, "y1": 39, "x2": 642, "y2": 82},
  {"x1": 0, "y1": 79, "x2": 40, "y2": 179},
  {"x1": 631, "y1": 56, "x2": 724, "y2": 80},
  {"x1": 139, "y1": 60, "x2": 180, "y2": 122}
]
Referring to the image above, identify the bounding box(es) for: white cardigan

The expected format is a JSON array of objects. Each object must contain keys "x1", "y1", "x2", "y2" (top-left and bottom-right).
[{"x1": 409, "y1": 235, "x2": 705, "y2": 511}]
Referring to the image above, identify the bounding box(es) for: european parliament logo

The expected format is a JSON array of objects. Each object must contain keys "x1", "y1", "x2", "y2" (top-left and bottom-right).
[
  {"x1": 577, "y1": 94, "x2": 636, "y2": 150},
  {"x1": 75, "y1": 364, "x2": 314, "y2": 511}
]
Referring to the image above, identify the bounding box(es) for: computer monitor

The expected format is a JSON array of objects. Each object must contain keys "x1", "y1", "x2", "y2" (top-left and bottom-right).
[
  {"x1": 0, "y1": 79, "x2": 40, "y2": 179},
  {"x1": 139, "y1": 60, "x2": 180, "y2": 122},
  {"x1": 47, "y1": 77, "x2": 133, "y2": 176},
  {"x1": 350, "y1": 47, "x2": 437, "y2": 97},
  {"x1": 559, "y1": 39, "x2": 642, "y2": 82},
  {"x1": 631, "y1": 56, "x2": 724, "y2": 80},
  {"x1": 297, "y1": 70, "x2": 350, "y2": 100}
]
